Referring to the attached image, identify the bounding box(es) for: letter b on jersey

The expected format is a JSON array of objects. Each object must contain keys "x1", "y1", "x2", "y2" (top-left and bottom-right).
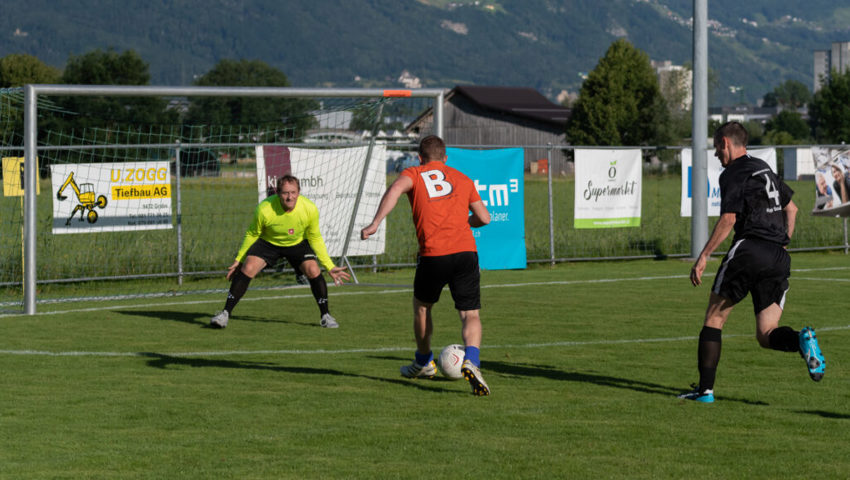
[{"x1": 420, "y1": 170, "x2": 453, "y2": 198}]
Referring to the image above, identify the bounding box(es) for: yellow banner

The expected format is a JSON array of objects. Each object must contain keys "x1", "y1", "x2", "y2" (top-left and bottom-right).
[
  {"x1": 2, "y1": 157, "x2": 40, "y2": 197},
  {"x1": 111, "y1": 184, "x2": 171, "y2": 200}
]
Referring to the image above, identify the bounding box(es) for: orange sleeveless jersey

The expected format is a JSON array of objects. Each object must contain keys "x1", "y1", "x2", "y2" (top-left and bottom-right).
[{"x1": 401, "y1": 161, "x2": 481, "y2": 256}]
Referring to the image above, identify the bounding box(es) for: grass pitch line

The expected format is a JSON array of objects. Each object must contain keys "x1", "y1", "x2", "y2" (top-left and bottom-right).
[
  {"x1": 3, "y1": 325, "x2": 850, "y2": 358},
  {"x1": 1, "y1": 266, "x2": 845, "y2": 320},
  {"x1": 795, "y1": 277, "x2": 850, "y2": 282},
  {"x1": 0, "y1": 274, "x2": 692, "y2": 319}
]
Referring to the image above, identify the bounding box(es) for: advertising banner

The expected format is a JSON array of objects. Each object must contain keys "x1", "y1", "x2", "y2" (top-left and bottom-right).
[
  {"x1": 51, "y1": 162, "x2": 172, "y2": 234},
  {"x1": 2, "y1": 157, "x2": 40, "y2": 197},
  {"x1": 255, "y1": 143, "x2": 387, "y2": 257},
  {"x1": 680, "y1": 147, "x2": 776, "y2": 217},
  {"x1": 446, "y1": 147, "x2": 526, "y2": 270},
  {"x1": 810, "y1": 146, "x2": 850, "y2": 217},
  {"x1": 793, "y1": 147, "x2": 816, "y2": 179},
  {"x1": 255, "y1": 145, "x2": 291, "y2": 201},
  {"x1": 574, "y1": 149, "x2": 642, "y2": 228}
]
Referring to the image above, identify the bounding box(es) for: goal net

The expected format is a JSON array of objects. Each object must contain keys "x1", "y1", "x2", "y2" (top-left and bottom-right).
[{"x1": 1, "y1": 88, "x2": 438, "y2": 309}]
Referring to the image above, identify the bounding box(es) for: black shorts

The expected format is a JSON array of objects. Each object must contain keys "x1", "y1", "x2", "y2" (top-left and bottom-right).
[
  {"x1": 244, "y1": 238, "x2": 317, "y2": 271},
  {"x1": 414, "y1": 251, "x2": 481, "y2": 311},
  {"x1": 712, "y1": 238, "x2": 790, "y2": 315}
]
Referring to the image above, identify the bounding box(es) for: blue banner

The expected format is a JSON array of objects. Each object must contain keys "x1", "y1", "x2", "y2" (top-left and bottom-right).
[{"x1": 446, "y1": 148, "x2": 526, "y2": 270}]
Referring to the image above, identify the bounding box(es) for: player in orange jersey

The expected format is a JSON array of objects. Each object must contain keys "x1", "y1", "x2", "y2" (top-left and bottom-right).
[{"x1": 361, "y1": 135, "x2": 492, "y2": 396}]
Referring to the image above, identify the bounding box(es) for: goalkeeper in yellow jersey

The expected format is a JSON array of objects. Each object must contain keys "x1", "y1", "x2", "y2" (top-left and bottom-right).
[{"x1": 210, "y1": 175, "x2": 350, "y2": 329}]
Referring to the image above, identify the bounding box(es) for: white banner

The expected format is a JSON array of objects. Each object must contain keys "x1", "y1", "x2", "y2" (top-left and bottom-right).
[
  {"x1": 574, "y1": 149, "x2": 642, "y2": 228},
  {"x1": 51, "y1": 162, "x2": 172, "y2": 234},
  {"x1": 680, "y1": 148, "x2": 776, "y2": 217},
  {"x1": 255, "y1": 144, "x2": 387, "y2": 257},
  {"x1": 810, "y1": 146, "x2": 850, "y2": 217},
  {"x1": 794, "y1": 147, "x2": 816, "y2": 178}
]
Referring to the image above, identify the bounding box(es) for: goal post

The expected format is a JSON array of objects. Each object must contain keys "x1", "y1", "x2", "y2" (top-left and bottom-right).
[{"x1": 20, "y1": 85, "x2": 446, "y2": 314}]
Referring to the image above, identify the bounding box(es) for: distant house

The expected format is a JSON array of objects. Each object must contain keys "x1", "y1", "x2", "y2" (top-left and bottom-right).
[
  {"x1": 709, "y1": 105, "x2": 782, "y2": 125},
  {"x1": 406, "y1": 86, "x2": 571, "y2": 173}
]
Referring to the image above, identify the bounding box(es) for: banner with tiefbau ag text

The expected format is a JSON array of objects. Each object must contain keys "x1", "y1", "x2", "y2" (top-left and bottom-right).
[
  {"x1": 447, "y1": 147, "x2": 526, "y2": 270},
  {"x1": 574, "y1": 149, "x2": 642, "y2": 228},
  {"x1": 255, "y1": 143, "x2": 387, "y2": 257},
  {"x1": 51, "y1": 162, "x2": 172, "y2": 234}
]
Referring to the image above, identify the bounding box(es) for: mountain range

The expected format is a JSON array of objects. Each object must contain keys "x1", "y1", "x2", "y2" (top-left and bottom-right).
[{"x1": 2, "y1": 0, "x2": 849, "y2": 105}]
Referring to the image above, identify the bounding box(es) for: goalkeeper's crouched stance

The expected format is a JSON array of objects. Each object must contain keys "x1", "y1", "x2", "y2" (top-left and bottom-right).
[{"x1": 210, "y1": 175, "x2": 350, "y2": 329}]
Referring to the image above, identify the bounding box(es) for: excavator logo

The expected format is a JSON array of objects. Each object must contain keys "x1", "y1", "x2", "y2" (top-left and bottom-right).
[{"x1": 56, "y1": 171, "x2": 108, "y2": 226}]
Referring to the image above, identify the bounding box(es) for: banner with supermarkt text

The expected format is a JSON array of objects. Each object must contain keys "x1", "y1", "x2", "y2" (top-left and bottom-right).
[
  {"x1": 51, "y1": 162, "x2": 172, "y2": 234},
  {"x1": 574, "y1": 149, "x2": 642, "y2": 228},
  {"x1": 446, "y1": 147, "x2": 526, "y2": 270}
]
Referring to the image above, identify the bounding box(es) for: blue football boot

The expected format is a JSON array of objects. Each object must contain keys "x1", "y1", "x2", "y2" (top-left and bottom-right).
[
  {"x1": 677, "y1": 384, "x2": 714, "y2": 403},
  {"x1": 799, "y1": 326, "x2": 825, "y2": 382}
]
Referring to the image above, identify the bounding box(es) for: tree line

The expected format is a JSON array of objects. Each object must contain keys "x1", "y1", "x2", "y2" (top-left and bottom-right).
[
  {"x1": 565, "y1": 39, "x2": 850, "y2": 146},
  {"x1": 3, "y1": 43, "x2": 850, "y2": 146},
  {"x1": 0, "y1": 49, "x2": 318, "y2": 144}
]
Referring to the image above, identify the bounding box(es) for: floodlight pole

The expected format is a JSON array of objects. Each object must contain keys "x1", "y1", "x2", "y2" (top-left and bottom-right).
[{"x1": 691, "y1": 0, "x2": 709, "y2": 258}]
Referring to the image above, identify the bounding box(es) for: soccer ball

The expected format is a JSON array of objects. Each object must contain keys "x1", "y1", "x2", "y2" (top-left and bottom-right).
[{"x1": 438, "y1": 344, "x2": 465, "y2": 380}]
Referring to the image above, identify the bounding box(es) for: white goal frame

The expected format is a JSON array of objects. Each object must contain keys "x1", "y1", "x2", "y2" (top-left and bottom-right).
[{"x1": 22, "y1": 85, "x2": 446, "y2": 314}]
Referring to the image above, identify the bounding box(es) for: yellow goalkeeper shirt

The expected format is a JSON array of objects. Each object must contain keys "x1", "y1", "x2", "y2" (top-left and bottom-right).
[{"x1": 235, "y1": 195, "x2": 335, "y2": 270}]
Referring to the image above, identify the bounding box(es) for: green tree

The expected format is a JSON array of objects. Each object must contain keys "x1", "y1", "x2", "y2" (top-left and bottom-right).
[
  {"x1": 764, "y1": 110, "x2": 810, "y2": 144},
  {"x1": 0, "y1": 54, "x2": 61, "y2": 87},
  {"x1": 566, "y1": 39, "x2": 672, "y2": 146},
  {"x1": 810, "y1": 69, "x2": 850, "y2": 143},
  {"x1": 185, "y1": 59, "x2": 318, "y2": 138},
  {"x1": 743, "y1": 120, "x2": 764, "y2": 146},
  {"x1": 55, "y1": 48, "x2": 177, "y2": 129},
  {"x1": 1, "y1": 54, "x2": 61, "y2": 148},
  {"x1": 761, "y1": 80, "x2": 811, "y2": 108},
  {"x1": 349, "y1": 103, "x2": 383, "y2": 132}
]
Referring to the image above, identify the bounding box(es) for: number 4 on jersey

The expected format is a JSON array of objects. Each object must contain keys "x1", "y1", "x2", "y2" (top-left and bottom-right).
[{"x1": 763, "y1": 174, "x2": 781, "y2": 209}]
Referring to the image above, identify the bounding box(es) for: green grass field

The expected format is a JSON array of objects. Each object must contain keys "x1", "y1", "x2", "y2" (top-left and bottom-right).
[{"x1": 2, "y1": 251, "x2": 849, "y2": 479}]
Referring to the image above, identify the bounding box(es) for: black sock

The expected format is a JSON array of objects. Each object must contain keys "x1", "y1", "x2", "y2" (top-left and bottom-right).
[
  {"x1": 768, "y1": 326, "x2": 800, "y2": 352},
  {"x1": 308, "y1": 274, "x2": 330, "y2": 316},
  {"x1": 224, "y1": 270, "x2": 252, "y2": 314},
  {"x1": 698, "y1": 326, "x2": 722, "y2": 392}
]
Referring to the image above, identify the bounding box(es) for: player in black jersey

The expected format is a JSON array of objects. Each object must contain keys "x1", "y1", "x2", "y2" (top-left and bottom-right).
[{"x1": 678, "y1": 121, "x2": 825, "y2": 403}]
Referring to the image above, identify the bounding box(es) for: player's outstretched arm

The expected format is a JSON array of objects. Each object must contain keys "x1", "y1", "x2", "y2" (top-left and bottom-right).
[
  {"x1": 225, "y1": 260, "x2": 241, "y2": 281},
  {"x1": 328, "y1": 266, "x2": 351, "y2": 286}
]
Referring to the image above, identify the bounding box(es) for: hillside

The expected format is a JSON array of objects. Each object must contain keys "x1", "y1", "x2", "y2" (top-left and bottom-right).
[{"x1": 1, "y1": 0, "x2": 847, "y2": 105}]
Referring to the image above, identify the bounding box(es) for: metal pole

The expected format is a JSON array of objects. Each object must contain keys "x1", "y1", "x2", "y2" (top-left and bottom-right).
[
  {"x1": 175, "y1": 143, "x2": 184, "y2": 286},
  {"x1": 340, "y1": 103, "x2": 385, "y2": 284},
  {"x1": 28, "y1": 85, "x2": 447, "y2": 99},
  {"x1": 691, "y1": 0, "x2": 709, "y2": 258},
  {"x1": 23, "y1": 85, "x2": 37, "y2": 314},
  {"x1": 435, "y1": 90, "x2": 444, "y2": 139},
  {"x1": 844, "y1": 218, "x2": 848, "y2": 254},
  {"x1": 547, "y1": 144, "x2": 555, "y2": 265}
]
